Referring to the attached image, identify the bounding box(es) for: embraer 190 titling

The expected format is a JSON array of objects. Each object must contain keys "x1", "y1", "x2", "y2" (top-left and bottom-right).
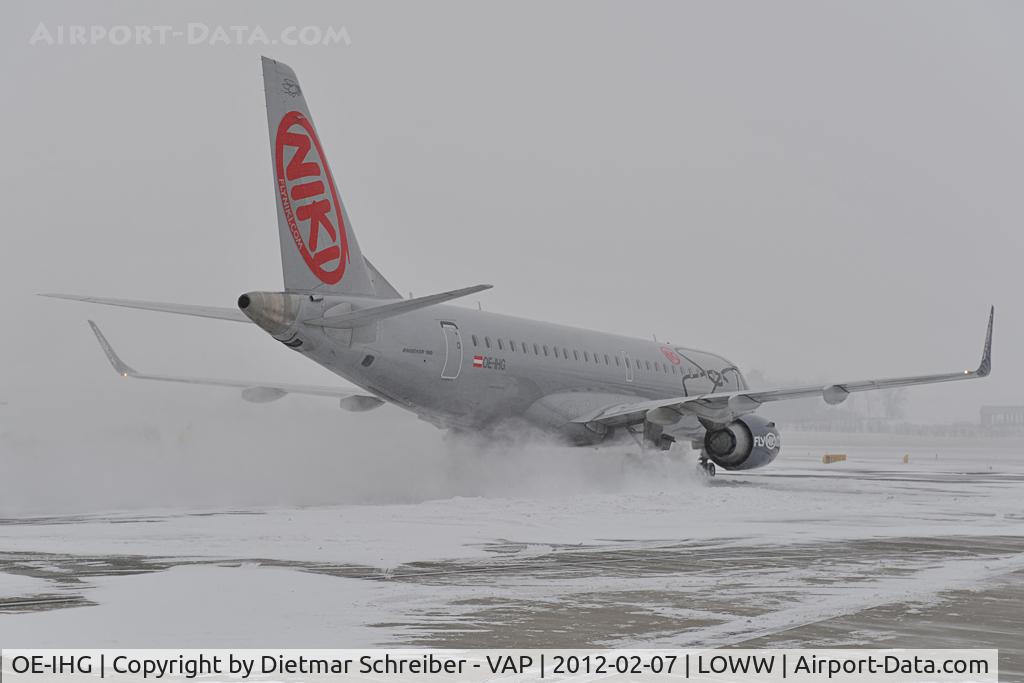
[{"x1": 44, "y1": 57, "x2": 994, "y2": 476}]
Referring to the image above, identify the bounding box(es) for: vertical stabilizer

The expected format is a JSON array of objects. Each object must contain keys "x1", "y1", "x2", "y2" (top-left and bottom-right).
[{"x1": 262, "y1": 56, "x2": 376, "y2": 295}]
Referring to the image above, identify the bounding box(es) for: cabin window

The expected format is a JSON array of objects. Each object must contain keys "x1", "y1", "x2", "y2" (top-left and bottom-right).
[
  {"x1": 573, "y1": 350, "x2": 579, "y2": 361},
  {"x1": 497, "y1": 339, "x2": 504, "y2": 351},
  {"x1": 671, "y1": 365, "x2": 677, "y2": 375},
  {"x1": 604, "y1": 354, "x2": 610, "y2": 365},
  {"x1": 615, "y1": 356, "x2": 621, "y2": 367},
  {"x1": 636, "y1": 359, "x2": 642, "y2": 370},
  {"x1": 484, "y1": 336, "x2": 491, "y2": 349},
  {"x1": 543, "y1": 345, "x2": 549, "y2": 356},
  {"x1": 533, "y1": 343, "x2": 539, "y2": 354},
  {"x1": 645, "y1": 360, "x2": 651, "y2": 371},
  {"x1": 471, "y1": 335, "x2": 478, "y2": 347},
  {"x1": 584, "y1": 351, "x2": 590, "y2": 362},
  {"x1": 522, "y1": 342, "x2": 528, "y2": 353},
  {"x1": 593, "y1": 352, "x2": 599, "y2": 363},
  {"x1": 509, "y1": 341, "x2": 516, "y2": 352},
  {"x1": 561, "y1": 347, "x2": 568, "y2": 359}
]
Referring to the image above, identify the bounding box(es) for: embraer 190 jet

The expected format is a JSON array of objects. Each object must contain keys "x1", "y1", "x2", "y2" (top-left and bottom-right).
[{"x1": 45, "y1": 58, "x2": 994, "y2": 476}]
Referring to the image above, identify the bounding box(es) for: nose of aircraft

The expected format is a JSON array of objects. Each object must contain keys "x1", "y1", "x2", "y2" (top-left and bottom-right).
[{"x1": 237, "y1": 291, "x2": 302, "y2": 336}]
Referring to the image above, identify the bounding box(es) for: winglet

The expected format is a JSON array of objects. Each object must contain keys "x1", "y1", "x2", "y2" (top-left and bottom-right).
[
  {"x1": 87, "y1": 321, "x2": 137, "y2": 378},
  {"x1": 977, "y1": 305, "x2": 994, "y2": 377}
]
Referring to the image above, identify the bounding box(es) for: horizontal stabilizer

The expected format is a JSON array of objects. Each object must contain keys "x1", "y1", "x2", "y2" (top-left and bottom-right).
[
  {"x1": 42, "y1": 294, "x2": 249, "y2": 323},
  {"x1": 304, "y1": 284, "x2": 492, "y2": 329}
]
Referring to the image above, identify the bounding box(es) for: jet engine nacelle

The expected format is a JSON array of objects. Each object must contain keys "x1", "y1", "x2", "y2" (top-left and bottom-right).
[{"x1": 702, "y1": 414, "x2": 780, "y2": 470}]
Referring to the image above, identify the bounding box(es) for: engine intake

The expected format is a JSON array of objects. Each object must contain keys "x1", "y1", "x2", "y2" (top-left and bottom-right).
[{"x1": 703, "y1": 414, "x2": 780, "y2": 470}]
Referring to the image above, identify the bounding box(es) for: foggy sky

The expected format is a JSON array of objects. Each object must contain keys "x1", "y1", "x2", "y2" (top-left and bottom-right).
[{"x1": 2, "y1": 0, "x2": 1022, "y2": 443}]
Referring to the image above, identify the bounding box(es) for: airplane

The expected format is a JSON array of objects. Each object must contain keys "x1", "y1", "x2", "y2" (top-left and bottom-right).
[{"x1": 43, "y1": 57, "x2": 994, "y2": 477}]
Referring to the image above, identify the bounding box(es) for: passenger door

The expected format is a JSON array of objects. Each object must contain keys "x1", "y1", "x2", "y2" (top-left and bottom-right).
[{"x1": 439, "y1": 321, "x2": 463, "y2": 380}]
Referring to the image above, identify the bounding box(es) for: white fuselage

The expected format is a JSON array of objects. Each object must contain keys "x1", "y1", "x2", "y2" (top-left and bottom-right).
[{"x1": 284, "y1": 299, "x2": 746, "y2": 443}]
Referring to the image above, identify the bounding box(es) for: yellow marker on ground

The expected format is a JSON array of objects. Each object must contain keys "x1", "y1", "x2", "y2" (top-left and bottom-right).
[{"x1": 822, "y1": 453, "x2": 847, "y2": 464}]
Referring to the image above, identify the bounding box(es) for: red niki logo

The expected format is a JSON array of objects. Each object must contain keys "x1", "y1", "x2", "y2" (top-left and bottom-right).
[
  {"x1": 275, "y1": 110, "x2": 348, "y2": 284},
  {"x1": 660, "y1": 346, "x2": 682, "y2": 365}
]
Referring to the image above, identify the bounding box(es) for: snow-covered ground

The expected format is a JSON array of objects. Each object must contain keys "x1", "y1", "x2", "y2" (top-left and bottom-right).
[{"x1": 1, "y1": 431, "x2": 1023, "y2": 647}]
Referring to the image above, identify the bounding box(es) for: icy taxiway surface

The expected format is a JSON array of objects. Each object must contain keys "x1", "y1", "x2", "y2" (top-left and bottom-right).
[{"x1": 1, "y1": 433, "x2": 1022, "y2": 673}]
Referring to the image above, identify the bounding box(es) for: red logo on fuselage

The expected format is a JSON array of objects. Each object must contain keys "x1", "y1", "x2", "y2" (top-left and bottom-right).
[
  {"x1": 661, "y1": 346, "x2": 682, "y2": 365},
  {"x1": 274, "y1": 110, "x2": 348, "y2": 284}
]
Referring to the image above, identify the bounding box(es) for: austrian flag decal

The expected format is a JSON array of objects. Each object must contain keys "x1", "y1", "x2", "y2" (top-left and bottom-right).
[
  {"x1": 275, "y1": 110, "x2": 349, "y2": 284},
  {"x1": 472, "y1": 355, "x2": 507, "y2": 370}
]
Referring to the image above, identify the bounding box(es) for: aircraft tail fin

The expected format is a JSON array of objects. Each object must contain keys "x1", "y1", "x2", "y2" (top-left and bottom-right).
[{"x1": 263, "y1": 56, "x2": 381, "y2": 297}]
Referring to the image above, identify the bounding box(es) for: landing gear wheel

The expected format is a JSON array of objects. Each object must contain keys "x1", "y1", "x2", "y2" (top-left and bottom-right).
[{"x1": 697, "y1": 455, "x2": 716, "y2": 478}]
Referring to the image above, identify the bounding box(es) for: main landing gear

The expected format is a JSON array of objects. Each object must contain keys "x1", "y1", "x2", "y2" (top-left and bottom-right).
[{"x1": 627, "y1": 423, "x2": 677, "y2": 452}]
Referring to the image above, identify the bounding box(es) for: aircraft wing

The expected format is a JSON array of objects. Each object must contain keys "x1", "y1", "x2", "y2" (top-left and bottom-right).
[
  {"x1": 87, "y1": 321, "x2": 383, "y2": 410},
  {"x1": 574, "y1": 307, "x2": 994, "y2": 427},
  {"x1": 40, "y1": 294, "x2": 249, "y2": 322}
]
